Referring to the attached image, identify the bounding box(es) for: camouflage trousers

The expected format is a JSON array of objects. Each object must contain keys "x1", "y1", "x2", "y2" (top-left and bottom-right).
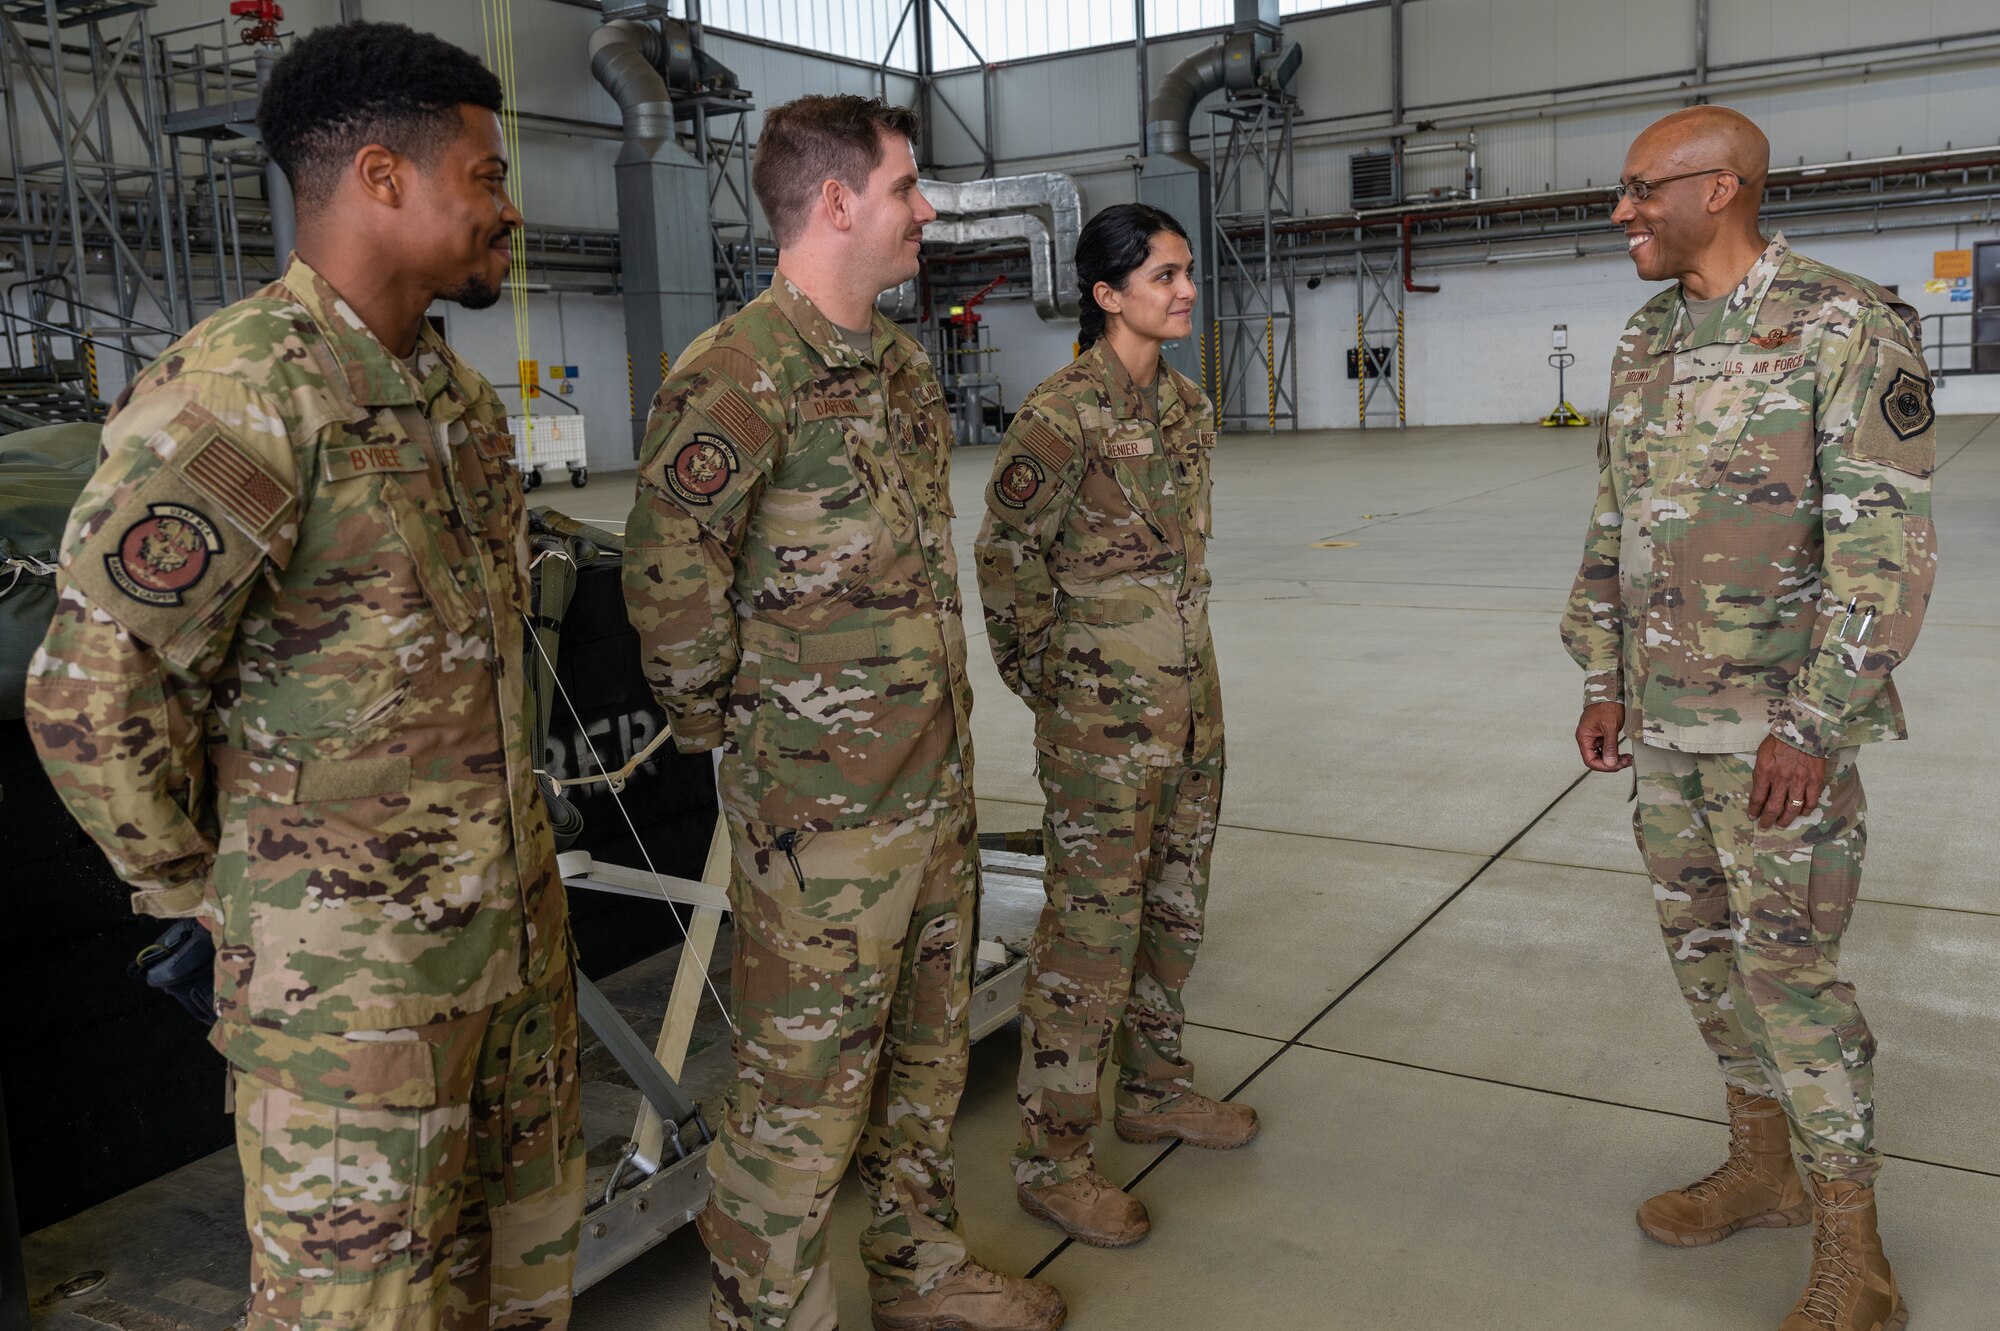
[
  {"x1": 225, "y1": 965, "x2": 585, "y2": 1330},
  {"x1": 700, "y1": 799, "x2": 977, "y2": 1330},
  {"x1": 1015, "y1": 749, "x2": 1224, "y2": 1188},
  {"x1": 1633, "y1": 742, "x2": 1878, "y2": 1182}
]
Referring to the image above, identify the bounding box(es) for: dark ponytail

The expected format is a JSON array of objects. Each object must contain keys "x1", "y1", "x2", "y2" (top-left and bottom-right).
[{"x1": 1075, "y1": 203, "x2": 1190, "y2": 352}]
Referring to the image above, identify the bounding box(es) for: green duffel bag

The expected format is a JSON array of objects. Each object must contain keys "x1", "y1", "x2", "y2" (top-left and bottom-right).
[{"x1": 1, "y1": 423, "x2": 101, "y2": 721}]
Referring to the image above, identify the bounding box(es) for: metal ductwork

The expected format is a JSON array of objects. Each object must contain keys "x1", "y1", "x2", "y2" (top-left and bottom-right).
[
  {"x1": 925, "y1": 174, "x2": 1082, "y2": 320},
  {"x1": 1145, "y1": 45, "x2": 1227, "y2": 164},
  {"x1": 926, "y1": 216, "x2": 1061, "y2": 317},
  {"x1": 1140, "y1": 0, "x2": 1301, "y2": 380},
  {"x1": 590, "y1": 16, "x2": 716, "y2": 454},
  {"x1": 877, "y1": 172, "x2": 1086, "y2": 324}
]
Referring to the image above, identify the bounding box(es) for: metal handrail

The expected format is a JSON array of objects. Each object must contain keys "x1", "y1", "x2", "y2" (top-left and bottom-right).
[
  {"x1": 1921, "y1": 310, "x2": 1999, "y2": 382},
  {"x1": 0, "y1": 307, "x2": 135, "y2": 359}
]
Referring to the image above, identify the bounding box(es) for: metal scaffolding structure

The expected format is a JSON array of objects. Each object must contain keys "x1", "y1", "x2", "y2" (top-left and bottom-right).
[
  {"x1": 154, "y1": 14, "x2": 275, "y2": 324},
  {"x1": 678, "y1": 85, "x2": 758, "y2": 312},
  {"x1": 0, "y1": 0, "x2": 179, "y2": 402},
  {"x1": 1353, "y1": 239, "x2": 1404, "y2": 429},
  {"x1": 1205, "y1": 86, "x2": 1297, "y2": 433}
]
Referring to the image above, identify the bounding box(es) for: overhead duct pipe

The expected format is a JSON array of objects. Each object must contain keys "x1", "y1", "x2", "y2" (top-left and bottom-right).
[
  {"x1": 590, "y1": 17, "x2": 714, "y2": 455},
  {"x1": 925, "y1": 174, "x2": 1082, "y2": 319},
  {"x1": 878, "y1": 172, "x2": 1086, "y2": 323},
  {"x1": 924, "y1": 216, "x2": 1060, "y2": 317},
  {"x1": 1145, "y1": 44, "x2": 1227, "y2": 164}
]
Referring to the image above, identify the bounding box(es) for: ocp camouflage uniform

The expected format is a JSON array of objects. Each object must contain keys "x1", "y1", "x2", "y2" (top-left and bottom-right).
[
  {"x1": 623, "y1": 274, "x2": 976, "y2": 1328},
  {"x1": 974, "y1": 341, "x2": 1224, "y2": 1188},
  {"x1": 1561, "y1": 233, "x2": 1938, "y2": 1182},
  {"x1": 24, "y1": 257, "x2": 583, "y2": 1329}
]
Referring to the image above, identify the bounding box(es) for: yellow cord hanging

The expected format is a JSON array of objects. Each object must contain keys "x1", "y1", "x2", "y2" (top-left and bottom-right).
[{"x1": 482, "y1": 0, "x2": 534, "y2": 451}]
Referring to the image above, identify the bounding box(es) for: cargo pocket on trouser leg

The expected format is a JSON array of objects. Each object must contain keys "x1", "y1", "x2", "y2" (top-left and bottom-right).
[
  {"x1": 497, "y1": 991, "x2": 567, "y2": 1203},
  {"x1": 1017, "y1": 758, "x2": 1150, "y2": 1185},
  {"x1": 1632, "y1": 748, "x2": 1753, "y2": 1079},
  {"x1": 1734, "y1": 755, "x2": 1877, "y2": 1180},
  {"x1": 702, "y1": 1108, "x2": 840, "y2": 1328},
  {"x1": 228, "y1": 1043, "x2": 453, "y2": 1329},
  {"x1": 713, "y1": 817, "x2": 912, "y2": 1325},
  {"x1": 485, "y1": 974, "x2": 586, "y2": 1330},
  {"x1": 860, "y1": 883, "x2": 976, "y2": 1288},
  {"x1": 1119, "y1": 762, "x2": 1222, "y2": 1110}
]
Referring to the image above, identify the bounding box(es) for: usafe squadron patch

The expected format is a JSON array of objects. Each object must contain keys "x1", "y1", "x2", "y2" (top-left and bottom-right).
[
  {"x1": 1878, "y1": 368, "x2": 1934, "y2": 442},
  {"x1": 668, "y1": 434, "x2": 738, "y2": 505},
  {"x1": 106, "y1": 504, "x2": 223, "y2": 606},
  {"x1": 995, "y1": 455, "x2": 1045, "y2": 509}
]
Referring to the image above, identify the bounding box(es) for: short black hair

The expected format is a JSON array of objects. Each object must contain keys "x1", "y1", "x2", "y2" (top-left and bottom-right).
[{"x1": 258, "y1": 21, "x2": 504, "y2": 207}]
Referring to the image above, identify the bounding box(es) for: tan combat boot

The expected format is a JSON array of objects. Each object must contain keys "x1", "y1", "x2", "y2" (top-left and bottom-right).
[
  {"x1": 1113, "y1": 1092, "x2": 1260, "y2": 1149},
  {"x1": 1016, "y1": 1170, "x2": 1150, "y2": 1247},
  {"x1": 1637, "y1": 1086, "x2": 1811, "y2": 1246},
  {"x1": 869, "y1": 1259, "x2": 1068, "y2": 1331},
  {"x1": 1779, "y1": 1177, "x2": 1908, "y2": 1331}
]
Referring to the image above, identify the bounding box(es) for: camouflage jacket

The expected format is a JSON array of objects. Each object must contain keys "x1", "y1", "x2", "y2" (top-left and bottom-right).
[
  {"x1": 1561, "y1": 233, "x2": 1939, "y2": 758},
  {"x1": 974, "y1": 341, "x2": 1222, "y2": 785},
  {"x1": 622, "y1": 274, "x2": 972, "y2": 831},
  {"x1": 25, "y1": 257, "x2": 567, "y2": 1034}
]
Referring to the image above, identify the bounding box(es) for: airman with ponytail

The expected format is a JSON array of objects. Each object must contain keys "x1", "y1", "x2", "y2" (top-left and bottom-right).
[{"x1": 975, "y1": 203, "x2": 1255, "y2": 1251}]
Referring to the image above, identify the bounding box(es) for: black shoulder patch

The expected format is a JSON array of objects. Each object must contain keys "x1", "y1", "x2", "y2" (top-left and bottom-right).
[{"x1": 1877, "y1": 368, "x2": 1933, "y2": 443}]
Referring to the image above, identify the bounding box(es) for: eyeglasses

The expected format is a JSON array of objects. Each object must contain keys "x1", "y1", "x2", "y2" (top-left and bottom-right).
[{"x1": 1608, "y1": 168, "x2": 1733, "y2": 203}]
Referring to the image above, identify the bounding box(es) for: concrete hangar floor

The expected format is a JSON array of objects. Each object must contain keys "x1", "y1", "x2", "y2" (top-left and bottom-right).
[{"x1": 556, "y1": 416, "x2": 2000, "y2": 1330}]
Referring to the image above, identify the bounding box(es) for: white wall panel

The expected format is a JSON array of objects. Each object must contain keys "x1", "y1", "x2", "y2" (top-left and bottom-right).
[
  {"x1": 1711, "y1": 0, "x2": 2000, "y2": 68},
  {"x1": 1470, "y1": 121, "x2": 1557, "y2": 197},
  {"x1": 927, "y1": 70, "x2": 986, "y2": 167},
  {"x1": 1287, "y1": 3, "x2": 1393, "y2": 124},
  {"x1": 1553, "y1": 0, "x2": 1690, "y2": 85},
  {"x1": 1550, "y1": 107, "x2": 1660, "y2": 190},
  {"x1": 1294, "y1": 144, "x2": 1353, "y2": 215},
  {"x1": 1405, "y1": 0, "x2": 1693, "y2": 112},
  {"x1": 1402, "y1": 0, "x2": 1495, "y2": 108}
]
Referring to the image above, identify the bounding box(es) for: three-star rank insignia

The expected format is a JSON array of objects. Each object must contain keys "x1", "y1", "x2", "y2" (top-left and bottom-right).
[
  {"x1": 105, "y1": 503, "x2": 223, "y2": 606},
  {"x1": 667, "y1": 433, "x2": 738, "y2": 506},
  {"x1": 1878, "y1": 368, "x2": 1934, "y2": 442},
  {"x1": 995, "y1": 456, "x2": 1045, "y2": 509}
]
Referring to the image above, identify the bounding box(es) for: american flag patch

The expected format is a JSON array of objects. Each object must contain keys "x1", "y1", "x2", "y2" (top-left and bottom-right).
[
  {"x1": 707, "y1": 387, "x2": 774, "y2": 453},
  {"x1": 1022, "y1": 420, "x2": 1074, "y2": 470},
  {"x1": 180, "y1": 431, "x2": 291, "y2": 536}
]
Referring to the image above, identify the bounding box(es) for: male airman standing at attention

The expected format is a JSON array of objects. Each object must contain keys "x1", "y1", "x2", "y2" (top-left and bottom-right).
[
  {"x1": 24, "y1": 22, "x2": 584, "y2": 1328},
  {"x1": 976, "y1": 203, "x2": 1256, "y2": 1250},
  {"x1": 622, "y1": 94, "x2": 1066, "y2": 1331},
  {"x1": 1564, "y1": 105, "x2": 1935, "y2": 1331}
]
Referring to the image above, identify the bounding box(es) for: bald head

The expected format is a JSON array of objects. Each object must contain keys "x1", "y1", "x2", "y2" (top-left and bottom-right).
[
  {"x1": 1630, "y1": 105, "x2": 1770, "y2": 200},
  {"x1": 1614, "y1": 105, "x2": 1773, "y2": 295}
]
